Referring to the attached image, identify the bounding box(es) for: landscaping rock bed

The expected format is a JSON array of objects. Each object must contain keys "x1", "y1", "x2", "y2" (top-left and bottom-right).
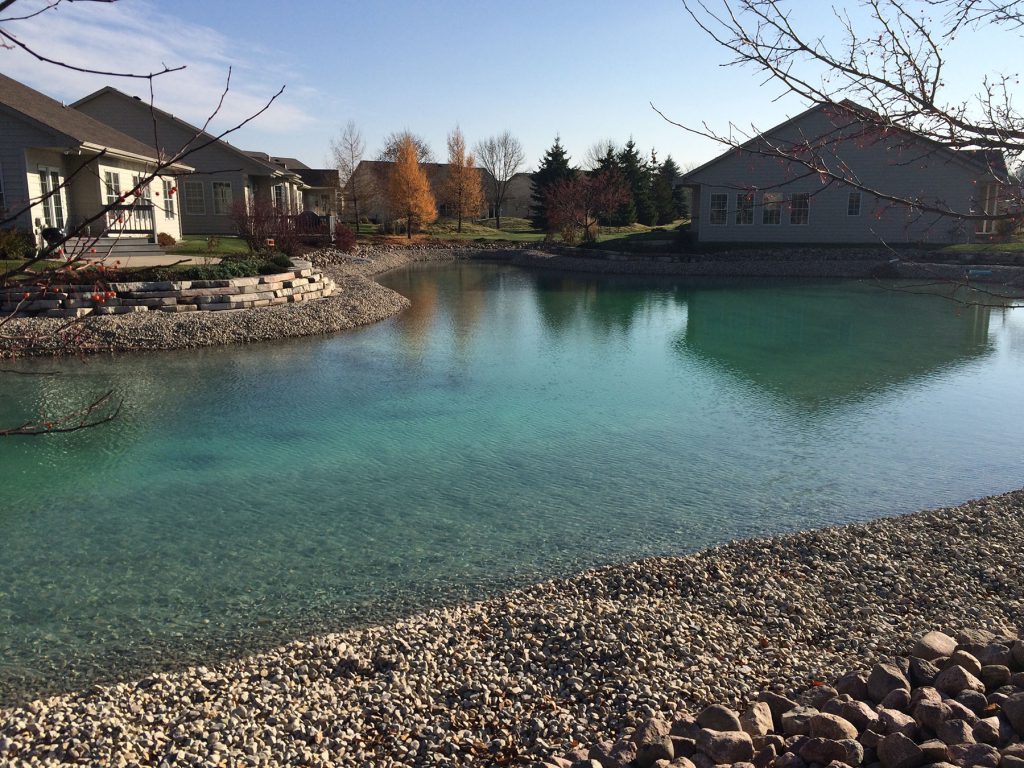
[
  {"x1": 541, "y1": 627, "x2": 1024, "y2": 768},
  {"x1": 0, "y1": 489, "x2": 1021, "y2": 767}
]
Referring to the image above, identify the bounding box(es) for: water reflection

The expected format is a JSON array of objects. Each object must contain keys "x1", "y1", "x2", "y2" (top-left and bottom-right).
[{"x1": 676, "y1": 281, "x2": 995, "y2": 405}]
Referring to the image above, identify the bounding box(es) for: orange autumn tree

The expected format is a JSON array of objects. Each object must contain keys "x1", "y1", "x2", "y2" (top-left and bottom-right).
[
  {"x1": 388, "y1": 135, "x2": 437, "y2": 238},
  {"x1": 441, "y1": 127, "x2": 485, "y2": 233}
]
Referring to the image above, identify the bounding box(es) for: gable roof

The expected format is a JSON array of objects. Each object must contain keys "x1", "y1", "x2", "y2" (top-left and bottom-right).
[
  {"x1": 0, "y1": 73, "x2": 188, "y2": 166},
  {"x1": 681, "y1": 100, "x2": 1004, "y2": 183},
  {"x1": 295, "y1": 168, "x2": 338, "y2": 188},
  {"x1": 71, "y1": 86, "x2": 292, "y2": 178},
  {"x1": 243, "y1": 152, "x2": 310, "y2": 171}
]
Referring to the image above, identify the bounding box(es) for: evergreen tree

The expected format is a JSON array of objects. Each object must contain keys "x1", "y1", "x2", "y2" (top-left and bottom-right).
[
  {"x1": 653, "y1": 155, "x2": 686, "y2": 225},
  {"x1": 613, "y1": 140, "x2": 646, "y2": 226},
  {"x1": 530, "y1": 136, "x2": 575, "y2": 231}
]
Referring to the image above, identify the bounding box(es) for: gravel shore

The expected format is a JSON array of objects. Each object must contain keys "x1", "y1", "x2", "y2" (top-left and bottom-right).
[
  {"x1": 0, "y1": 250, "x2": 426, "y2": 358},
  {"x1": 1, "y1": 490, "x2": 1021, "y2": 767}
]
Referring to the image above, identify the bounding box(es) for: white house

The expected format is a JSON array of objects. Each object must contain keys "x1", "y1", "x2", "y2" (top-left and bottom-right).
[
  {"x1": 681, "y1": 102, "x2": 1004, "y2": 245},
  {"x1": 72, "y1": 87, "x2": 308, "y2": 236},
  {"x1": 0, "y1": 73, "x2": 188, "y2": 246}
]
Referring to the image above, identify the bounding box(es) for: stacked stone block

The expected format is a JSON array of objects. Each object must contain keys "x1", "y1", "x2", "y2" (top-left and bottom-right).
[{"x1": 0, "y1": 260, "x2": 336, "y2": 318}]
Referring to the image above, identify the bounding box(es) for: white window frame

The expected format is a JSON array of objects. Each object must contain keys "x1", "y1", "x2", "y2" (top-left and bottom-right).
[
  {"x1": 131, "y1": 174, "x2": 152, "y2": 202},
  {"x1": 103, "y1": 170, "x2": 122, "y2": 206},
  {"x1": 790, "y1": 193, "x2": 810, "y2": 226},
  {"x1": 976, "y1": 184, "x2": 998, "y2": 235},
  {"x1": 272, "y1": 183, "x2": 286, "y2": 211},
  {"x1": 709, "y1": 193, "x2": 728, "y2": 226},
  {"x1": 38, "y1": 165, "x2": 66, "y2": 229},
  {"x1": 762, "y1": 192, "x2": 782, "y2": 225},
  {"x1": 735, "y1": 192, "x2": 754, "y2": 225},
  {"x1": 162, "y1": 179, "x2": 176, "y2": 219},
  {"x1": 184, "y1": 180, "x2": 205, "y2": 216},
  {"x1": 847, "y1": 191, "x2": 862, "y2": 217},
  {"x1": 212, "y1": 181, "x2": 233, "y2": 215}
]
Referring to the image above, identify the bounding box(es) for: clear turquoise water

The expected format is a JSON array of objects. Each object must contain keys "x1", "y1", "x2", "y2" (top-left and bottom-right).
[{"x1": 1, "y1": 262, "x2": 1023, "y2": 702}]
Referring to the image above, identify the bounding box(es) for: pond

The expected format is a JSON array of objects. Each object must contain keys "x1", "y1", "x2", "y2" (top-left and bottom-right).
[{"x1": 1, "y1": 262, "x2": 1022, "y2": 703}]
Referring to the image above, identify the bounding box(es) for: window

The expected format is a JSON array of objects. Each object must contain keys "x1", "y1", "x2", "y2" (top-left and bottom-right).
[
  {"x1": 39, "y1": 167, "x2": 65, "y2": 229},
  {"x1": 212, "y1": 181, "x2": 233, "y2": 215},
  {"x1": 735, "y1": 192, "x2": 754, "y2": 225},
  {"x1": 272, "y1": 183, "x2": 286, "y2": 211},
  {"x1": 184, "y1": 180, "x2": 205, "y2": 216},
  {"x1": 762, "y1": 192, "x2": 782, "y2": 225},
  {"x1": 162, "y1": 179, "x2": 176, "y2": 219},
  {"x1": 104, "y1": 171, "x2": 122, "y2": 205},
  {"x1": 709, "y1": 193, "x2": 728, "y2": 225},
  {"x1": 847, "y1": 191, "x2": 862, "y2": 216},
  {"x1": 131, "y1": 174, "x2": 152, "y2": 202},
  {"x1": 790, "y1": 193, "x2": 810, "y2": 225},
  {"x1": 976, "y1": 184, "x2": 998, "y2": 235}
]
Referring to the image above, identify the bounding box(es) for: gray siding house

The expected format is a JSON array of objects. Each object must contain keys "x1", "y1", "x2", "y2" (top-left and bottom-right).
[
  {"x1": 0, "y1": 74, "x2": 188, "y2": 246},
  {"x1": 682, "y1": 102, "x2": 1003, "y2": 245},
  {"x1": 72, "y1": 88, "x2": 307, "y2": 236}
]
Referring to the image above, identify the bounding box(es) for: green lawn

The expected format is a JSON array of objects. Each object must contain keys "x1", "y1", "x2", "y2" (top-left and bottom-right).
[
  {"x1": 425, "y1": 217, "x2": 548, "y2": 243},
  {"x1": 169, "y1": 235, "x2": 251, "y2": 257},
  {"x1": 941, "y1": 241, "x2": 1024, "y2": 253},
  {"x1": 589, "y1": 220, "x2": 689, "y2": 251}
]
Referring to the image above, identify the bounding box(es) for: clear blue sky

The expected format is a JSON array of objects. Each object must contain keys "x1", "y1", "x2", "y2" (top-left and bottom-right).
[{"x1": 2, "y1": 0, "x2": 1017, "y2": 172}]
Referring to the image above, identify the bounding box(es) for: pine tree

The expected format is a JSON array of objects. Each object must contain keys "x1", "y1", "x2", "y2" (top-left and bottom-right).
[
  {"x1": 441, "y1": 127, "x2": 485, "y2": 233},
  {"x1": 653, "y1": 155, "x2": 685, "y2": 225},
  {"x1": 388, "y1": 136, "x2": 437, "y2": 238},
  {"x1": 530, "y1": 136, "x2": 575, "y2": 231}
]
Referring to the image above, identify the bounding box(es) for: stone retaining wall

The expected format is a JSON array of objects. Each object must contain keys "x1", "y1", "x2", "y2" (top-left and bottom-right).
[{"x1": 0, "y1": 259, "x2": 336, "y2": 318}]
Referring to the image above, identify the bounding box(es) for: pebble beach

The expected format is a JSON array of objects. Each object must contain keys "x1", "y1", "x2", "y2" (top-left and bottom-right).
[{"x1": 1, "y1": 490, "x2": 1021, "y2": 766}]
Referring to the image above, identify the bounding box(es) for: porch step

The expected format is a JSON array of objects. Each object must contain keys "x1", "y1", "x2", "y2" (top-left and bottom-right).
[{"x1": 64, "y1": 237, "x2": 167, "y2": 260}]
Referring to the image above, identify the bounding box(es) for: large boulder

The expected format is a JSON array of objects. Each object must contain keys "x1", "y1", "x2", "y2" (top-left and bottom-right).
[
  {"x1": 878, "y1": 732, "x2": 925, "y2": 768},
  {"x1": 869, "y1": 663, "x2": 912, "y2": 704},
  {"x1": 1003, "y1": 693, "x2": 1024, "y2": 735},
  {"x1": 913, "y1": 632, "x2": 958, "y2": 662},
  {"x1": 695, "y1": 729, "x2": 754, "y2": 764},
  {"x1": 740, "y1": 702, "x2": 774, "y2": 738},
  {"x1": 934, "y1": 665, "x2": 985, "y2": 697},
  {"x1": 781, "y1": 706, "x2": 819, "y2": 737},
  {"x1": 697, "y1": 704, "x2": 742, "y2": 732},
  {"x1": 810, "y1": 713, "x2": 860, "y2": 741}
]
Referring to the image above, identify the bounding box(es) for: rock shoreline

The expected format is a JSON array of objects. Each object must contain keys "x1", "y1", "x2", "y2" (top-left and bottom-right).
[{"x1": 1, "y1": 489, "x2": 1021, "y2": 766}]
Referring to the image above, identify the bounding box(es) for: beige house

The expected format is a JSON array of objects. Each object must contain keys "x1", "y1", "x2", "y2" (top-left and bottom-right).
[
  {"x1": 246, "y1": 153, "x2": 340, "y2": 217},
  {"x1": 72, "y1": 87, "x2": 307, "y2": 235},
  {"x1": 682, "y1": 101, "x2": 1004, "y2": 245},
  {"x1": 0, "y1": 73, "x2": 188, "y2": 246}
]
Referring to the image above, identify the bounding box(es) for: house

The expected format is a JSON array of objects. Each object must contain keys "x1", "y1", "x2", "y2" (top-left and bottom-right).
[
  {"x1": 681, "y1": 101, "x2": 1004, "y2": 245},
  {"x1": 0, "y1": 73, "x2": 189, "y2": 246},
  {"x1": 72, "y1": 87, "x2": 308, "y2": 235},
  {"x1": 245, "y1": 152, "x2": 340, "y2": 217},
  {"x1": 341, "y1": 160, "x2": 494, "y2": 224},
  {"x1": 497, "y1": 172, "x2": 533, "y2": 220}
]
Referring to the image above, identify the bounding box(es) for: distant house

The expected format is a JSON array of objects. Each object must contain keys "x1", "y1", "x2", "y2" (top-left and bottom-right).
[
  {"x1": 498, "y1": 172, "x2": 533, "y2": 220},
  {"x1": 72, "y1": 87, "x2": 308, "y2": 236},
  {"x1": 244, "y1": 152, "x2": 340, "y2": 217},
  {"x1": 341, "y1": 160, "x2": 494, "y2": 224},
  {"x1": 681, "y1": 101, "x2": 1004, "y2": 245},
  {"x1": 0, "y1": 73, "x2": 189, "y2": 245}
]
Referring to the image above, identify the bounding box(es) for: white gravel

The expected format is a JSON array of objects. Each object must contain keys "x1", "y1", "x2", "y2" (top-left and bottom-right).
[{"x1": 1, "y1": 490, "x2": 1021, "y2": 767}]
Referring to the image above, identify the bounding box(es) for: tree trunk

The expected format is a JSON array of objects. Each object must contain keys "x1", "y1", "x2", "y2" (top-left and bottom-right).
[{"x1": 406, "y1": 208, "x2": 412, "y2": 239}]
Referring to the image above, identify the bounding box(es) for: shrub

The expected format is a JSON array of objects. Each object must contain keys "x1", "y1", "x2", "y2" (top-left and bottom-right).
[
  {"x1": 333, "y1": 223, "x2": 356, "y2": 252},
  {"x1": 205, "y1": 235, "x2": 221, "y2": 254},
  {"x1": 156, "y1": 232, "x2": 177, "y2": 248},
  {"x1": 0, "y1": 228, "x2": 36, "y2": 259}
]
